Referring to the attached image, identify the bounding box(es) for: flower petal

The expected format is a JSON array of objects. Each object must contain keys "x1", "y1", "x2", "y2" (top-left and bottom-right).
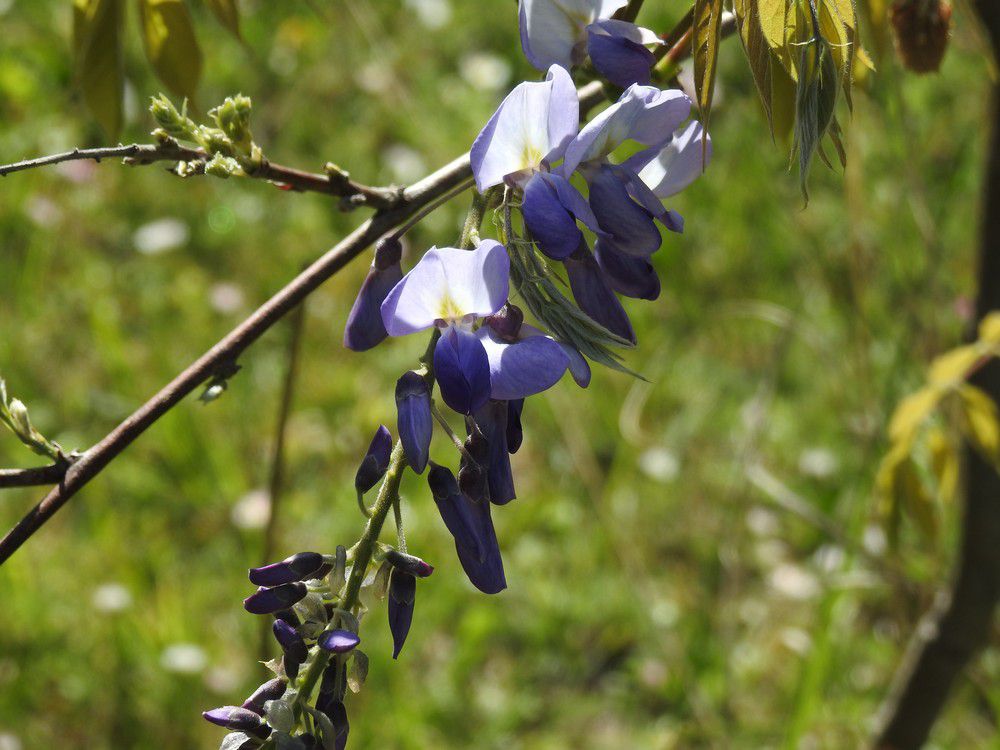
[
  {"x1": 521, "y1": 172, "x2": 583, "y2": 260},
  {"x1": 563, "y1": 85, "x2": 691, "y2": 175},
  {"x1": 470, "y1": 66, "x2": 579, "y2": 191},
  {"x1": 434, "y1": 326, "x2": 492, "y2": 415},
  {"x1": 638, "y1": 120, "x2": 711, "y2": 198},
  {"x1": 477, "y1": 326, "x2": 569, "y2": 400},
  {"x1": 388, "y1": 570, "x2": 416, "y2": 659},
  {"x1": 563, "y1": 243, "x2": 636, "y2": 343},
  {"x1": 428, "y1": 464, "x2": 489, "y2": 562},
  {"x1": 381, "y1": 241, "x2": 510, "y2": 335},
  {"x1": 519, "y1": 0, "x2": 627, "y2": 71},
  {"x1": 506, "y1": 399, "x2": 524, "y2": 453},
  {"x1": 454, "y1": 496, "x2": 507, "y2": 594},
  {"x1": 588, "y1": 164, "x2": 662, "y2": 257},
  {"x1": 594, "y1": 238, "x2": 661, "y2": 299},
  {"x1": 587, "y1": 20, "x2": 657, "y2": 88}
]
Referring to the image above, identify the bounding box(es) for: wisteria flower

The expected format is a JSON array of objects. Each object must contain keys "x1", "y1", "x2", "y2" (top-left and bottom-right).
[
  {"x1": 470, "y1": 64, "x2": 578, "y2": 192},
  {"x1": 638, "y1": 121, "x2": 712, "y2": 198},
  {"x1": 586, "y1": 19, "x2": 663, "y2": 88}
]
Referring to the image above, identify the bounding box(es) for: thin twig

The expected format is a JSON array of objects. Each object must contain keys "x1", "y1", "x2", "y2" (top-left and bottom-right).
[
  {"x1": 0, "y1": 464, "x2": 68, "y2": 488},
  {"x1": 258, "y1": 299, "x2": 308, "y2": 664},
  {"x1": 0, "y1": 141, "x2": 400, "y2": 208}
]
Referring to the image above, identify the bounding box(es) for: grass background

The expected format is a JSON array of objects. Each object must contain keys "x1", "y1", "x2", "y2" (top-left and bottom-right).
[{"x1": 0, "y1": 0, "x2": 997, "y2": 747}]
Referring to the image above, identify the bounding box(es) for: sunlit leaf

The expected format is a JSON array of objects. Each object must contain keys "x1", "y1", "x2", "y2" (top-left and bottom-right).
[
  {"x1": 693, "y1": 0, "x2": 724, "y2": 135},
  {"x1": 928, "y1": 343, "x2": 980, "y2": 385},
  {"x1": 887, "y1": 386, "x2": 939, "y2": 444},
  {"x1": 978, "y1": 311, "x2": 1000, "y2": 344},
  {"x1": 73, "y1": 0, "x2": 124, "y2": 137},
  {"x1": 757, "y1": 0, "x2": 791, "y2": 58},
  {"x1": 959, "y1": 384, "x2": 1000, "y2": 468},
  {"x1": 770, "y1": 55, "x2": 797, "y2": 141},
  {"x1": 205, "y1": 0, "x2": 241, "y2": 39},
  {"x1": 793, "y1": 32, "x2": 839, "y2": 202},
  {"x1": 735, "y1": 0, "x2": 774, "y2": 132},
  {"x1": 139, "y1": 0, "x2": 203, "y2": 102}
]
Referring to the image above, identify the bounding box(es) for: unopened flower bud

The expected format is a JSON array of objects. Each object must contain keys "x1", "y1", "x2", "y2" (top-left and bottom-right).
[
  {"x1": 395, "y1": 372, "x2": 432, "y2": 474},
  {"x1": 374, "y1": 236, "x2": 403, "y2": 270},
  {"x1": 485, "y1": 303, "x2": 524, "y2": 342},
  {"x1": 272, "y1": 620, "x2": 309, "y2": 664},
  {"x1": 385, "y1": 549, "x2": 434, "y2": 578},
  {"x1": 317, "y1": 629, "x2": 361, "y2": 654},
  {"x1": 243, "y1": 582, "x2": 307, "y2": 615},
  {"x1": 249, "y1": 552, "x2": 324, "y2": 587},
  {"x1": 343, "y1": 247, "x2": 404, "y2": 352},
  {"x1": 202, "y1": 706, "x2": 271, "y2": 739},
  {"x1": 354, "y1": 425, "x2": 392, "y2": 494},
  {"x1": 242, "y1": 678, "x2": 286, "y2": 715},
  {"x1": 388, "y1": 569, "x2": 416, "y2": 659}
]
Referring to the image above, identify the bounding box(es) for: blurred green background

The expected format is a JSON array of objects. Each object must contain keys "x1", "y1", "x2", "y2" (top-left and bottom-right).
[{"x1": 0, "y1": 0, "x2": 997, "y2": 747}]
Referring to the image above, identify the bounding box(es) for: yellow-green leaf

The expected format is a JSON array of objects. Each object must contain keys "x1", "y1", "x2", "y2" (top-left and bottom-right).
[
  {"x1": 139, "y1": 0, "x2": 203, "y2": 102},
  {"x1": 928, "y1": 344, "x2": 980, "y2": 385},
  {"x1": 959, "y1": 384, "x2": 1000, "y2": 468},
  {"x1": 735, "y1": 0, "x2": 774, "y2": 132},
  {"x1": 887, "y1": 386, "x2": 939, "y2": 444},
  {"x1": 927, "y1": 426, "x2": 959, "y2": 504},
  {"x1": 770, "y1": 55, "x2": 796, "y2": 142},
  {"x1": 979, "y1": 311, "x2": 1000, "y2": 345},
  {"x1": 73, "y1": 0, "x2": 124, "y2": 137},
  {"x1": 692, "y1": 0, "x2": 724, "y2": 133},
  {"x1": 205, "y1": 0, "x2": 241, "y2": 39},
  {"x1": 757, "y1": 0, "x2": 790, "y2": 56}
]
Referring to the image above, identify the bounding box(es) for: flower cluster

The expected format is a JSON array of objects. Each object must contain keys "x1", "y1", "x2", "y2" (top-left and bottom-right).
[{"x1": 207, "y1": 2, "x2": 710, "y2": 747}]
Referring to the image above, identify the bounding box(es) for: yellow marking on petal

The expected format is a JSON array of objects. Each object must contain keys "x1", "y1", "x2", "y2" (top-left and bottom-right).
[
  {"x1": 521, "y1": 144, "x2": 544, "y2": 171},
  {"x1": 438, "y1": 292, "x2": 464, "y2": 322}
]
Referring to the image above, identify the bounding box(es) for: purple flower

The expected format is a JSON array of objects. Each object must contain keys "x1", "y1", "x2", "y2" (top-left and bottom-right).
[
  {"x1": 477, "y1": 321, "x2": 571, "y2": 401},
  {"x1": 381, "y1": 240, "x2": 510, "y2": 415},
  {"x1": 587, "y1": 163, "x2": 663, "y2": 257},
  {"x1": 343, "y1": 237, "x2": 404, "y2": 351},
  {"x1": 355, "y1": 425, "x2": 393, "y2": 494},
  {"x1": 272, "y1": 619, "x2": 308, "y2": 664},
  {"x1": 317, "y1": 629, "x2": 361, "y2": 654},
  {"x1": 426, "y1": 463, "x2": 506, "y2": 594},
  {"x1": 241, "y1": 678, "x2": 286, "y2": 715},
  {"x1": 473, "y1": 400, "x2": 516, "y2": 506},
  {"x1": 518, "y1": 0, "x2": 627, "y2": 71},
  {"x1": 385, "y1": 549, "x2": 435, "y2": 578},
  {"x1": 594, "y1": 239, "x2": 660, "y2": 300},
  {"x1": 471, "y1": 65, "x2": 578, "y2": 191},
  {"x1": 202, "y1": 706, "x2": 271, "y2": 739},
  {"x1": 248, "y1": 551, "x2": 324, "y2": 587},
  {"x1": 587, "y1": 19, "x2": 662, "y2": 87},
  {"x1": 243, "y1": 582, "x2": 308, "y2": 615},
  {"x1": 638, "y1": 121, "x2": 712, "y2": 198},
  {"x1": 395, "y1": 371, "x2": 432, "y2": 474},
  {"x1": 388, "y1": 569, "x2": 416, "y2": 659}
]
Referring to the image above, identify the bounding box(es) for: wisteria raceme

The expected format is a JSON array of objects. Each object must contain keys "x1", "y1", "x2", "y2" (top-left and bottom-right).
[{"x1": 209, "y1": 2, "x2": 712, "y2": 744}]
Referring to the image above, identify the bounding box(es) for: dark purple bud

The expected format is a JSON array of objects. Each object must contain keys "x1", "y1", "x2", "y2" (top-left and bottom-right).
[
  {"x1": 388, "y1": 569, "x2": 416, "y2": 659},
  {"x1": 272, "y1": 619, "x2": 309, "y2": 664},
  {"x1": 317, "y1": 629, "x2": 361, "y2": 654},
  {"x1": 563, "y1": 242, "x2": 636, "y2": 345},
  {"x1": 385, "y1": 549, "x2": 434, "y2": 578},
  {"x1": 343, "y1": 248, "x2": 404, "y2": 352},
  {"x1": 355, "y1": 425, "x2": 392, "y2": 494},
  {"x1": 241, "y1": 678, "x2": 286, "y2": 714},
  {"x1": 202, "y1": 706, "x2": 271, "y2": 739},
  {"x1": 318, "y1": 700, "x2": 349, "y2": 750},
  {"x1": 458, "y1": 426, "x2": 490, "y2": 504},
  {"x1": 453, "y1": 497, "x2": 507, "y2": 595},
  {"x1": 593, "y1": 238, "x2": 661, "y2": 300},
  {"x1": 587, "y1": 20, "x2": 656, "y2": 88},
  {"x1": 506, "y1": 399, "x2": 524, "y2": 454},
  {"x1": 318, "y1": 661, "x2": 348, "y2": 705},
  {"x1": 283, "y1": 653, "x2": 301, "y2": 682},
  {"x1": 434, "y1": 325, "x2": 492, "y2": 415},
  {"x1": 428, "y1": 463, "x2": 488, "y2": 563},
  {"x1": 395, "y1": 371, "x2": 432, "y2": 474},
  {"x1": 243, "y1": 582, "x2": 308, "y2": 615},
  {"x1": 485, "y1": 303, "x2": 524, "y2": 342},
  {"x1": 474, "y1": 401, "x2": 516, "y2": 505},
  {"x1": 248, "y1": 551, "x2": 324, "y2": 587},
  {"x1": 587, "y1": 164, "x2": 661, "y2": 258},
  {"x1": 522, "y1": 171, "x2": 585, "y2": 260}
]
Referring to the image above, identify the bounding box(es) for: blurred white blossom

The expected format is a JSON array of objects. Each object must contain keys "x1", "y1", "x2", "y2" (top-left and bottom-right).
[
  {"x1": 638, "y1": 446, "x2": 680, "y2": 482},
  {"x1": 91, "y1": 583, "x2": 132, "y2": 613},
  {"x1": 161, "y1": 643, "x2": 207, "y2": 674},
  {"x1": 134, "y1": 218, "x2": 189, "y2": 256},
  {"x1": 382, "y1": 144, "x2": 427, "y2": 183},
  {"x1": 459, "y1": 52, "x2": 511, "y2": 91},
  {"x1": 404, "y1": 0, "x2": 451, "y2": 29},
  {"x1": 798, "y1": 447, "x2": 838, "y2": 479},
  {"x1": 231, "y1": 489, "x2": 271, "y2": 530},
  {"x1": 209, "y1": 282, "x2": 246, "y2": 314}
]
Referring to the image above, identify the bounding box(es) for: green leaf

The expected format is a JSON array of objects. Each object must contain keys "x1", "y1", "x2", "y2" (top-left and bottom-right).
[
  {"x1": 734, "y1": 0, "x2": 775, "y2": 132},
  {"x1": 793, "y1": 32, "x2": 839, "y2": 203},
  {"x1": 959, "y1": 384, "x2": 1000, "y2": 469},
  {"x1": 692, "y1": 0, "x2": 724, "y2": 134},
  {"x1": 205, "y1": 0, "x2": 241, "y2": 39},
  {"x1": 138, "y1": 0, "x2": 203, "y2": 102},
  {"x1": 73, "y1": 0, "x2": 125, "y2": 137},
  {"x1": 757, "y1": 0, "x2": 790, "y2": 58},
  {"x1": 770, "y1": 55, "x2": 797, "y2": 142}
]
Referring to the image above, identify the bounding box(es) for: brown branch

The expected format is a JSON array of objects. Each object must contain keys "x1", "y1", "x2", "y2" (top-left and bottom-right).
[
  {"x1": 0, "y1": 7, "x2": 710, "y2": 563},
  {"x1": 873, "y1": 4, "x2": 1000, "y2": 747},
  {"x1": 0, "y1": 141, "x2": 401, "y2": 209},
  {"x1": 0, "y1": 464, "x2": 68, "y2": 488}
]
